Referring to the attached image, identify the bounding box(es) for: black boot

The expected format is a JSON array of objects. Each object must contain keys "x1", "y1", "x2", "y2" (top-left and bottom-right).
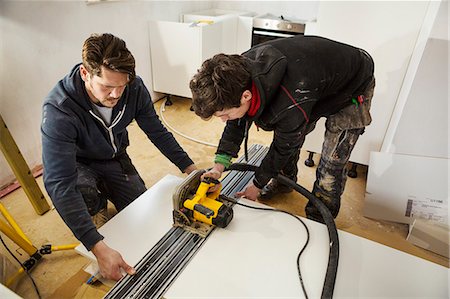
[
  {"x1": 259, "y1": 179, "x2": 293, "y2": 200},
  {"x1": 305, "y1": 184, "x2": 340, "y2": 223}
]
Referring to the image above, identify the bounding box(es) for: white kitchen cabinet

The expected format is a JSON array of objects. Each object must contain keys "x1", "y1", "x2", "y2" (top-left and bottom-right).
[
  {"x1": 149, "y1": 9, "x2": 253, "y2": 99},
  {"x1": 182, "y1": 9, "x2": 254, "y2": 54}
]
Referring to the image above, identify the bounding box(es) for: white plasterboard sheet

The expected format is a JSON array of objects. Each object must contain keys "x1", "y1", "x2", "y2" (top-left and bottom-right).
[
  {"x1": 0, "y1": 283, "x2": 22, "y2": 299},
  {"x1": 75, "y1": 174, "x2": 183, "y2": 265},
  {"x1": 165, "y1": 200, "x2": 448, "y2": 299},
  {"x1": 364, "y1": 152, "x2": 448, "y2": 224},
  {"x1": 167, "y1": 200, "x2": 329, "y2": 298},
  {"x1": 76, "y1": 175, "x2": 448, "y2": 298}
]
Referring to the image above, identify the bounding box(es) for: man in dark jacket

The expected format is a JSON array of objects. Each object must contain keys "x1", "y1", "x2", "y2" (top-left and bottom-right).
[
  {"x1": 190, "y1": 35, "x2": 374, "y2": 222},
  {"x1": 41, "y1": 33, "x2": 196, "y2": 281}
]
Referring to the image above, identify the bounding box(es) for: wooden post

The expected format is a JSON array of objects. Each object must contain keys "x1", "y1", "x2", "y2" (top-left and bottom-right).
[{"x1": 0, "y1": 114, "x2": 50, "y2": 215}]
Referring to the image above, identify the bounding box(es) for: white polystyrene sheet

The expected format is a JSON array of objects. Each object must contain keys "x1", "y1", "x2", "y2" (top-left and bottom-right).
[{"x1": 76, "y1": 175, "x2": 448, "y2": 298}]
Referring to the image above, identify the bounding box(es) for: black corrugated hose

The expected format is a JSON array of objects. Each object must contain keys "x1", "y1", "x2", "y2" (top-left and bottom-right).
[{"x1": 227, "y1": 163, "x2": 339, "y2": 299}]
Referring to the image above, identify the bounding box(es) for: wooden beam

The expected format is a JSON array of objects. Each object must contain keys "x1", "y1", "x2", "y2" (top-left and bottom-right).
[{"x1": 0, "y1": 114, "x2": 50, "y2": 215}]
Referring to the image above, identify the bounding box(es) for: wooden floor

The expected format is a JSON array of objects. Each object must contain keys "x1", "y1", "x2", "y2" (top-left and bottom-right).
[{"x1": 1, "y1": 97, "x2": 448, "y2": 299}]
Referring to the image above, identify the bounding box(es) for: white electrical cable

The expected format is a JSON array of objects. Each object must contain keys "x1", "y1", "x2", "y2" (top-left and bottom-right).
[{"x1": 159, "y1": 97, "x2": 218, "y2": 148}]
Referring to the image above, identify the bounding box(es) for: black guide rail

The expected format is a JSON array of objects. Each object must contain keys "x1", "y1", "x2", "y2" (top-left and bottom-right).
[{"x1": 104, "y1": 144, "x2": 269, "y2": 299}]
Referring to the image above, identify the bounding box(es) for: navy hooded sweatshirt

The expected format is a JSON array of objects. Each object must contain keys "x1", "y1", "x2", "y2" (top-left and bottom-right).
[{"x1": 41, "y1": 64, "x2": 193, "y2": 250}]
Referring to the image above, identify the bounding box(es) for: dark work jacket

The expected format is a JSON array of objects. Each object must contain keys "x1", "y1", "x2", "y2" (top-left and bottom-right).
[
  {"x1": 216, "y1": 35, "x2": 374, "y2": 188},
  {"x1": 41, "y1": 64, "x2": 194, "y2": 250}
]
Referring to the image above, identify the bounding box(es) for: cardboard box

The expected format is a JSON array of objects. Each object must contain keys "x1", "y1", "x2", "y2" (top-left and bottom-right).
[
  {"x1": 364, "y1": 152, "x2": 448, "y2": 224},
  {"x1": 407, "y1": 218, "x2": 450, "y2": 258}
]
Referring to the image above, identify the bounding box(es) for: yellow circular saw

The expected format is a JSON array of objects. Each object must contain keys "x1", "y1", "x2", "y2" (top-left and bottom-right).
[{"x1": 172, "y1": 169, "x2": 233, "y2": 237}]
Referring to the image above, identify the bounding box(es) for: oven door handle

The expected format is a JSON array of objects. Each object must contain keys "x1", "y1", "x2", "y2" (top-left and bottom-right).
[{"x1": 253, "y1": 30, "x2": 294, "y2": 38}]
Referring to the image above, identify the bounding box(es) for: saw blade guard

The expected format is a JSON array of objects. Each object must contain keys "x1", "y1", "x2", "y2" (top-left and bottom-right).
[{"x1": 172, "y1": 169, "x2": 206, "y2": 211}]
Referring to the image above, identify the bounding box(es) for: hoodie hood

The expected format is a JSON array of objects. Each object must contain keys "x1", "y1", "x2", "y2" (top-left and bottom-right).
[{"x1": 60, "y1": 63, "x2": 94, "y2": 111}]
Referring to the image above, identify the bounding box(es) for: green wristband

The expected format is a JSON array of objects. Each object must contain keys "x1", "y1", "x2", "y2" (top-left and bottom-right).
[{"x1": 214, "y1": 154, "x2": 232, "y2": 169}]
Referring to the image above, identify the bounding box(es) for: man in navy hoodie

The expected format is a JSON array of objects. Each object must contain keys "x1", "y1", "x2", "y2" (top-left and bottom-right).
[
  {"x1": 42, "y1": 33, "x2": 196, "y2": 281},
  {"x1": 190, "y1": 35, "x2": 374, "y2": 223}
]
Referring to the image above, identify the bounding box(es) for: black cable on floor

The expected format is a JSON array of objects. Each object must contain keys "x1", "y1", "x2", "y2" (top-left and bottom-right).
[
  {"x1": 0, "y1": 235, "x2": 42, "y2": 299},
  {"x1": 220, "y1": 195, "x2": 310, "y2": 299}
]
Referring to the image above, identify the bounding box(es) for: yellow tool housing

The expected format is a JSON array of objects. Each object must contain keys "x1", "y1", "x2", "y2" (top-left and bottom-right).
[
  {"x1": 183, "y1": 180, "x2": 222, "y2": 225},
  {"x1": 172, "y1": 170, "x2": 233, "y2": 237}
]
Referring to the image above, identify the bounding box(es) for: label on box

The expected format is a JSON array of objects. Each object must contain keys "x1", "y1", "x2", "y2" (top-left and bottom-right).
[{"x1": 405, "y1": 195, "x2": 448, "y2": 223}]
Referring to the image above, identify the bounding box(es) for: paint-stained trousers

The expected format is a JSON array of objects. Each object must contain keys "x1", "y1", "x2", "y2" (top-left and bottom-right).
[
  {"x1": 76, "y1": 153, "x2": 147, "y2": 216},
  {"x1": 283, "y1": 79, "x2": 375, "y2": 220}
]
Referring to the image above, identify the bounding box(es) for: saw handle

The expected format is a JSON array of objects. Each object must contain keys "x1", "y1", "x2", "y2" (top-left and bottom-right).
[
  {"x1": 193, "y1": 204, "x2": 214, "y2": 218},
  {"x1": 201, "y1": 177, "x2": 220, "y2": 185}
]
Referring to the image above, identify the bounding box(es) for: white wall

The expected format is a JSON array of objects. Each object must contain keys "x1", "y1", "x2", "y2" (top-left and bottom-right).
[
  {"x1": 213, "y1": 0, "x2": 319, "y2": 21},
  {"x1": 0, "y1": 0, "x2": 211, "y2": 187}
]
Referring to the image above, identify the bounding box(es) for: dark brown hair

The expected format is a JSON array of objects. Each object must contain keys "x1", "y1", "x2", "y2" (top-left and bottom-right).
[
  {"x1": 82, "y1": 33, "x2": 136, "y2": 82},
  {"x1": 190, "y1": 54, "x2": 252, "y2": 119}
]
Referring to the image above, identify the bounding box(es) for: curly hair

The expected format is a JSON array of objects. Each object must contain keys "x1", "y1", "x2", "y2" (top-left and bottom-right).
[
  {"x1": 82, "y1": 33, "x2": 136, "y2": 82},
  {"x1": 190, "y1": 54, "x2": 252, "y2": 119}
]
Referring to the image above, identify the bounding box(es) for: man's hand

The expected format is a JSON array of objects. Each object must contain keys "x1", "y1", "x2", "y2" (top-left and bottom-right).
[
  {"x1": 236, "y1": 183, "x2": 261, "y2": 201},
  {"x1": 91, "y1": 240, "x2": 136, "y2": 281},
  {"x1": 183, "y1": 164, "x2": 197, "y2": 175},
  {"x1": 201, "y1": 163, "x2": 225, "y2": 180},
  {"x1": 201, "y1": 163, "x2": 225, "y2": 192}
]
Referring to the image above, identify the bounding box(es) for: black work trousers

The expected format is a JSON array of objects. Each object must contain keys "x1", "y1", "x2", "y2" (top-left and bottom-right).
[
  {"x1": 281, "y1": 79, "x2": 375, "y2": 218},
  {"x1": 76, "y1": 154, "x2": 147, "y2": 216}
]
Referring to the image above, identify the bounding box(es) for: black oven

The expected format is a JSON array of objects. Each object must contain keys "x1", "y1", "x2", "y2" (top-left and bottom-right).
[{"x1": 252, "y1": 14, "x2": 305, "y2": 46}]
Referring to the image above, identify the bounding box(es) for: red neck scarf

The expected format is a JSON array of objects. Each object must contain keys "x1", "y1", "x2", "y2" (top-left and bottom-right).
[{"x1": 247, "y1": 81, "x2": 261, "y2": 117}]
